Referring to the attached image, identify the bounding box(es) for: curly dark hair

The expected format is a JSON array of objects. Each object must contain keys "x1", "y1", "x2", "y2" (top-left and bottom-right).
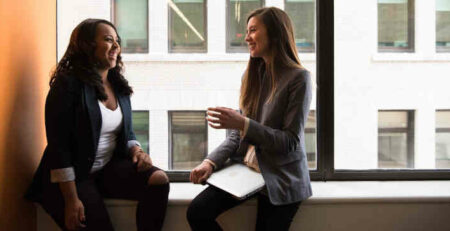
[{"x1": 50, "y1": 18, "x2": 132, "y2": 99}]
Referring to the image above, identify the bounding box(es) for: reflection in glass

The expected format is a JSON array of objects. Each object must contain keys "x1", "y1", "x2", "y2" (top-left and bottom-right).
[
  {"x1": 378, "y1": 111, "x2": 414, "y2": 168},
  {"x1": 170, "y1": 111, "x2": 207, "y2": 170},
  {"x1": 436, "y1": 0, "x2": 450, "y2": 52},
  {"x1": 436, "y1": 110, "x2": 450, "y2": 168},
  {"x1": 169, "y1": 0, "x2": 206, "y2": 52},
  {"x1": 227, "y1": 0, "x2": 264, "y2": 52},
  {"x1": 378, "y1": 0, "x2": 413, "y2": 51},
  {"x1": 285, "y1": 0, "x2": 315, "y2": 52},
  {"x1": 132, "y1": 111, "x2": 149, "y2": 153},
  {"x1": 113, "y1": 0, "x2": 148, "y2": 53},
  {"x1": 305, "y1": 110, "x2": 317, "y2": 169}
]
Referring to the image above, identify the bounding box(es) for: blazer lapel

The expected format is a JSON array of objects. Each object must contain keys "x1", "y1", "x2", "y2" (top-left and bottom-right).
[
  {"x1": 83, "y1": 84, "x2": 102, "y2": 152},
  {"x1": 116, "y1": 93, "x2": 129, "y2": 137}
]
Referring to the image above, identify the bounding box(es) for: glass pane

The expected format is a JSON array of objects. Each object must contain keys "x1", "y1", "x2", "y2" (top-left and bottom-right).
[
  {"x1": 378, "y1": 133, "x2": 408, "y2": 168},
  {"x1": 436, "y1": 110, "x2": 450, "y2": 168},
  {"x1": 378, "y1": 111, "x2": 408, "y2": 128},
  {"x1": 305, "y1": 110, "x2": 317, "y2": 169},
  {"x1": 227, "y1": 0, "x2": 263, "y2": 52},
  {"x1": 436, "y1": 0, "x2": 450, "y2": 52},
  {"x1": 113, "y1": 0, "x2": 148, "y2": 53},
  {"x1": 285, "y1": 0, "x2": 315, "y2": 52},
  {"x1": 132, "y1": 111, "x2": 149, "y2": 153},
  {"x1": 170, "y1": 112, "x2": 207, "y2": 170},
  {"x1": 169, "y1": 0, "x2": 206, "y2": 52},
  {"x1": 378, "y1": 0, "x2": 412, "y2": 51}
]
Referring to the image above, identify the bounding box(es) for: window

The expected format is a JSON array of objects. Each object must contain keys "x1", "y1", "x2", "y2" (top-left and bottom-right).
[
  {"x1": 168, "y1": 0, "x2": 207, "y2": 53},
  {"x1": 305, "y1": 110, "x2": 317, "y2": 169},
  {"x1": 227, "y1": 0, "x2": 264, "y2": 52},
  {"x1": 169, "y1": 111, "x2": 207, "y2": 170},
  {"x1": 436, "y1": 0, "x2": 450, "y2": 52},
  {"x1": 436, "y1": 110, "x2": 450, "y2": 168},
  {"x1": 132, "y1": 111, "x2": 150, "y2": 153},
  {"x1": 378, "y1": 0, "x2": 414, "y2": 52},
  {"x1": 285, "y1": 0, "x2": 316, "y2": 52},
  {"x1": 112, "y1": 0, "x2": 148, "y2": 53},
  {"x1": 378, "y1": 111, "x2": 414, "y2": 169}
]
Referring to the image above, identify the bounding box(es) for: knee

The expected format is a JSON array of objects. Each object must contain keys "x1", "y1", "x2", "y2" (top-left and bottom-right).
[
  {"x1": 147, "y1": 170, "x2": 169, "y2": 186},
  {"x1": 186, "y1": 199, "x2": 209, "y2": 222}
]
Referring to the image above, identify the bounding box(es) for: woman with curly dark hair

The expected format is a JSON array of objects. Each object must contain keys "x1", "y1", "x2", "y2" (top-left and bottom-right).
[{"x1": 26, "y1": 19, "x2": 169, "y2": 231}]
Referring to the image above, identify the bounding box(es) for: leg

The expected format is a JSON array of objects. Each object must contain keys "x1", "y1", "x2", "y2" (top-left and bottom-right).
[
  {"x1": 186, "y1": 186, "x2": 248, "y2": 231},
  {"x1": 99, "y1": 158, "x2": 169, "y2": 231},
  {"x1": 255, "y1": 194, "x2": 301, "y2": 231},
  {"x1": 40, "y1": 176, "x2": 114, "y2": 231}
]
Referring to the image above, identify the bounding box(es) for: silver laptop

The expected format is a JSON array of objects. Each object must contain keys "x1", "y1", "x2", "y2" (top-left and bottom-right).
[{"x1": 206, "y1": 163, "x2": 265, "y2": 200}]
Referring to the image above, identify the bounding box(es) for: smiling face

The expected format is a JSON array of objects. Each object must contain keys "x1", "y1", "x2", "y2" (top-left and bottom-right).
[
  {"x1": 245, "y1": 16, "x2": 270, "y2": 62},
  {"x1": 94, "y1": 23, "x2": 120, "y2": 71}
]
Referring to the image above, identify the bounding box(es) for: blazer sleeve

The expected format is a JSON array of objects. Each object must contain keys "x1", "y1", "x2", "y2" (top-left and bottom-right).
[
  {"x1": 242, "y1": 70, "x2": 312, "y2": 157},
  {"x1": 206, "y1": 127, "x2": 241, "y2": 170},
  {"x1": 123, "y1": 96, "x2": 142, "y2": 150},
  {"x1": 45, "y1": 76, "x2": 77, "y2": 171}
]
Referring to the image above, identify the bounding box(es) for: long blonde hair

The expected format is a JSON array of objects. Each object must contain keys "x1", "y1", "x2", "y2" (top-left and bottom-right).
[{"x1": 240, "y1": 7, "x2": 303, "y2": 118}]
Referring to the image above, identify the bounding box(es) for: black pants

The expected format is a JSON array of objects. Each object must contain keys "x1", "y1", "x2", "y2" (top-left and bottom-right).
[
  {"x1": 40, "y1": 158, "x2": 169, "y2": 231},
  {"x1": 186, "y1": 186, "x2": 301, "y2": 231}
]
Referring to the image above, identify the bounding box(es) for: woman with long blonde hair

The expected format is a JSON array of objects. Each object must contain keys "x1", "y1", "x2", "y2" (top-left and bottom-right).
[{"x1": 188, "y1": 7, "x2": 313, "y2": 231}]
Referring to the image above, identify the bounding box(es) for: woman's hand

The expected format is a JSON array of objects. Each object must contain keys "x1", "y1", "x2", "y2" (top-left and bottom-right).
[
  {"x1": 64, "y1": 198, "x2": 86, "y2": 230},
  {"x1": 130, "y1": 146, "x2": 153, "y2": 172},
  {"x1": 206, "y1": 107, "x2": 245, "y2": 130},
  {"x1": 190, "y1": 161, "x2": 213, "y2": 184}
]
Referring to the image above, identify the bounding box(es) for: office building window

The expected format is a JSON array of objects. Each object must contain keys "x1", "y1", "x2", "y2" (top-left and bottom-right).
[
  {"x1": 112, "y1": 0, "x2": 148, "y2": 53},
  {"x1": 169, "y1": 111, "x2": 207, "y2": 170},
  {"x1": 378, "y1": 111, "x2": 414, "y2": 168},
  {"x1": 378, "y1": 0, "x2": 414, "y2": 52},
  {"x1": 132, "y1": 111, "x2": 149, "y2": 153},
  {"x1": 436, "y1": 0, "x2": 450, "y2": 52},
  {"x1": 227, "y1": 0, "x2": 264, "y2": 52},
  {"x1": 305, "y1": 110, "x2": 317, "y2": 169},
  {"x1": 436, "y1": 110, "x2": 450, "y2": 168},
  {"x1": 168, "y1": 0, "x2": 207, "y2": 53},
  {"x1": 285, "y1": 0, "x2": 316, "y2": 52}
]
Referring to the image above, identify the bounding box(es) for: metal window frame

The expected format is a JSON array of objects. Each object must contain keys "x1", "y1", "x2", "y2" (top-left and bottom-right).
[
  {"x1": 377, "y1": 0, "x2": 415, "y2": 53},
  {"x1": 226, "y1": 0, "x2": 265, "y2": 53},
  {"x1": 111, "y1": 0, "x2": 149, "y2": 54},
  {"x1": 168, "y1": 111, "x2": 208, "y2": 181},
  {"x1": 168, "y1": 0, "x2": 208, "y2": 53}
]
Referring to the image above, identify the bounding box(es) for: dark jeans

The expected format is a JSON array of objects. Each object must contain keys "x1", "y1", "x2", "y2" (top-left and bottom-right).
[
  {"x1": 186, "y1": 186, "x2": 301, "y2": 231},
  {"x1": 40, "y1": 158, "x2": 169, "y2": 231}
]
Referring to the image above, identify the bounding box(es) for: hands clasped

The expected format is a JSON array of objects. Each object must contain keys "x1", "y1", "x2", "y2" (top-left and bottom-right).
[{"x1": 130, "y1": 146, "x2": 153, "y2": 172}]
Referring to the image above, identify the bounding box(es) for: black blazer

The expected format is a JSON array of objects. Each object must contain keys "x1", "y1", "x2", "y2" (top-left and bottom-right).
[{"x1": 26, "y1": 74, "x2": 137, "y2": 202}]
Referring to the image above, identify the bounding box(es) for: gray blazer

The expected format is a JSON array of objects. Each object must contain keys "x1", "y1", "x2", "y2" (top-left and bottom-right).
[{"x1": 207, "y1": 67, "x2": 312, "y2": 205}]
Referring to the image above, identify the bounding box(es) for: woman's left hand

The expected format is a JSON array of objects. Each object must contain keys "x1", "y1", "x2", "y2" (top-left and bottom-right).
[
  {"x1": 207, "y1": 107, "x2": 246, "y2": 130},
  {"x1": 130, "y1": 146, "x2": 153, "y2": 172}
]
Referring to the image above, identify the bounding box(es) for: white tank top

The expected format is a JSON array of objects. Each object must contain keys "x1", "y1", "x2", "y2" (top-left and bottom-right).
[{"x1": 90, "y1": 100, "x2": 123, "y2": 173}]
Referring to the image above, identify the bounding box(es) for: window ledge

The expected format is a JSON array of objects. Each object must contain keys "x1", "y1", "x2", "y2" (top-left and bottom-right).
[
  {"x1": 372, "y1": 53, "x2": 450, "y2": 62},
  {"x1": 121, "y1": 53, "x2": 316, "y2": 62},
  {"x1": 105, "y1": 181, "x2": 450, "y2": 207}
]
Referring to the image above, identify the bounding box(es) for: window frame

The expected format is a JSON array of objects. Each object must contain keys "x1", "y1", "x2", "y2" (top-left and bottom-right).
[
  {"x1": 111, "y1": 0, "x2": 150, "y2": 54},
  {"x1": 167, "y1": 0, "x2": 450, "y2": 182},
  {"x1": 168, "y1": 110, "x2": 208, "y2": 174},
  {"x1": 226, "y1": 0, "x2": 265, "y2": 53},
  {"x1": 168, "y1": 0, "x2": 208, "y2": 53},
  {"x1": 377, "y1": 0, "x2": 415, "y2": 53}
]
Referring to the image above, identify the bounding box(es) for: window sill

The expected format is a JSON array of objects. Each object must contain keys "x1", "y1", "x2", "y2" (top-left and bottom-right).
[
  {"x1": 121, "y1": 53, "x2": 316, "y2": 62},
  {"x1": 372, "y1": 53, "x2": 450, "y2": 62},
  {"x1": 105, "y1": 181, "x2": 450, "y2": 207}
]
